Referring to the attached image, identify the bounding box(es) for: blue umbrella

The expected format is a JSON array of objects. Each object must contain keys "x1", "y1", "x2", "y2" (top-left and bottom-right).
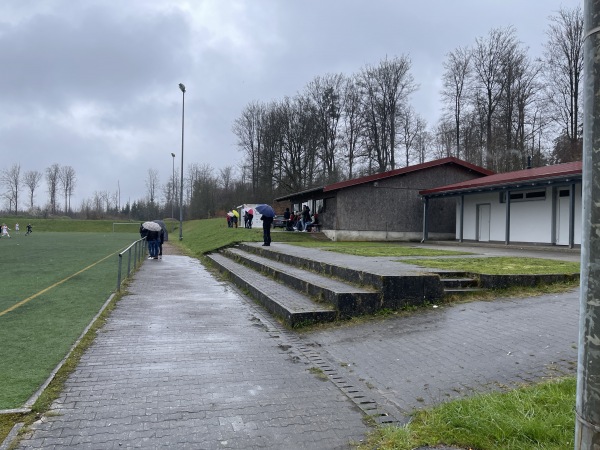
[{"x1": 255, "y1": 204, "x2": 275, "y2": 218}]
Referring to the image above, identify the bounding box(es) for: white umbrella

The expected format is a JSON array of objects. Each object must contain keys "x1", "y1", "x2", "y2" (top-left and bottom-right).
[{"x1": 142, "y1": 221, "x2": 162, "y2": 232}]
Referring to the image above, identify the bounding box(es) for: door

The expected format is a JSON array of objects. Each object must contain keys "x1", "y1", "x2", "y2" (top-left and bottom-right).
[
  {"x1": 555, "y1": 190, "x2": 570, "y2": 245},
  {"x1": 477, "y1": 204, "x2": 491, "y2": 242}
]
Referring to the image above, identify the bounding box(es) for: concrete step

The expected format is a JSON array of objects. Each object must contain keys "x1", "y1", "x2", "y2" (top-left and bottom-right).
[
  {"x1": 237, "y1": 243, "x2": 445, "y2": 307},
  {"x1": 443, "y1": 287, "x2": 487, "y2": 295},
  {"x1": 437, "y1": 271, "x2": 484, "y2": 295},
  {"x1": 223, "y1": 246, "x2": 382, "y2": 317},
  {"x1": 439, "y1": 277, "x2": 479, "y2": 289},
  {"x1": 207, "y1": 253, "x2": 336, "y2": 327}
]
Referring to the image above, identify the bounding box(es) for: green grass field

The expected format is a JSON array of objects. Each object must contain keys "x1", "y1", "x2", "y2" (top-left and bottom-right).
[{"x1": 0, "y1": 230, "x2": 138, "y2": 409}]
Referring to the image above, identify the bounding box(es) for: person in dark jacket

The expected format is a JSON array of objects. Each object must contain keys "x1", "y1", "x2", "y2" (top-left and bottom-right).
[
  {"x1": 158, "y1": 227, "x2": 165, "y2": 259},
  {"x1": 261, "y1": 215, "x2": 273, "y2": 246},
  {"x1": 146, "y1": 229, "x2": 160, "y2": 259},
  {"x1": 301, "y1": 205, "x2": 312, "y2": 231}
]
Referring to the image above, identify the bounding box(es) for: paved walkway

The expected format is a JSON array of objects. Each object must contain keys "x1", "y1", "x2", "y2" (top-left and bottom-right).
[{"x1": 13, "y1": 244, "x2": 580, "y2": 449}]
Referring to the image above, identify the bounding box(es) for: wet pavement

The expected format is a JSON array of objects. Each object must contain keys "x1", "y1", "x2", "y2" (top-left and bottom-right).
[{"x1": 12, "y1": 243, "x2": 581, "y2": 449}]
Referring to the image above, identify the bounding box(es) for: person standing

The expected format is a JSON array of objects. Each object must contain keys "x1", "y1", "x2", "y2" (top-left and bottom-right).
[
  {"x1": 158, "y1": 227, "x2": 165, "y2": 259},
  {"x1": 283, "y1": 208, "x2": 291, "y2": 231},
  {"x1": 301, "y1": 205, "x2": 312, "y2": 232},
  {"x1": 260, "y1": 214, "x2": 273, "y2": 246},
  {"x1": 15, "y1": 223, "x2": 19, "y2": 234},
  {"x1": 146, "y1": 228, "x2": 160, "y2": 259}
]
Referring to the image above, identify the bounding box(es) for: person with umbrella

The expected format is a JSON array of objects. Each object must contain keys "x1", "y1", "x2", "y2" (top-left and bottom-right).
[
  {"x1": 141, "y1": 221, "x2": 162, "y2": 260},
  {"x1": 245, "y1": 208, "x2": 254, "y2": 229},
  {"x1": 256, "y1": 204, "x2": 275, "y2": 246}
]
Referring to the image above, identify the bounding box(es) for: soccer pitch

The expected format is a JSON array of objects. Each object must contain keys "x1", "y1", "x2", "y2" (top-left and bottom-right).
[{"x1": 0, "y1": 231, "x2": 139, "y2": 410}]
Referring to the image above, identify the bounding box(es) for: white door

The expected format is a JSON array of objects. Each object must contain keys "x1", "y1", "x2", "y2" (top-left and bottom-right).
[
  {"x1": 556, "y1": 190, "x2": 570, "y2": 245},
  {"x1": 477, "y1": 204, "x2": 491, "y2": 242}
]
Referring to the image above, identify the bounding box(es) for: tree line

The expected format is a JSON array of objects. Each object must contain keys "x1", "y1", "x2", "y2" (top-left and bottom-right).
[
  {"x1": 0, "y1": 6, "x2": 583, "y2": 220},
  {"x1": 1, "y1": 163, "x2": 75, "y2": 217},
  {"x1": 233, "y1": 6, "x2": 583, "y2": 202}
]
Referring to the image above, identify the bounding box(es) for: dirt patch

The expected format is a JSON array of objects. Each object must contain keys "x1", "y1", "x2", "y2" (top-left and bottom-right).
[{"x1": 162, "y1": 242, "x2": 186, "y2": 256}]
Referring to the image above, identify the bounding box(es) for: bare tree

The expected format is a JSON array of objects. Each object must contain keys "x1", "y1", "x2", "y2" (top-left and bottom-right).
[
  {"x1": 414, "y1": 122, "x2": 432, "y2": 164},
  {"x1": 58, "y1": 165, "x2": 76, "y2": 214},
  {"x1": 189, "y1": 164, "x2": 217, "y2": 219},
  {"x1": 146, "y1": 169, "x2": 159, "y2": 204},
  {"x1": 219, "y1": 166, "x2": 234, "y2": 191},
  {"x1": 471, "y1": 26, "x2": 520, "y2": 168},
  {"x1": 305, "y1": 73, "x2": 345, "y2": 182},
  {"x1": 543, "y1": 4, "x2": 584, "y2": 162},
  {"x1": 357, "y1": 55, "x2": 417, "y2": 172},
  {"x1": 23, "y1": 170, "x2": 43, "y2": 211},
  {"x1": 46, "y1": 164, "x2": 60, "y2": 214},
  {"x1": 399, "y1": 107, "x2": 427, "y2": 166},
  {"x1": 275, "y1": 95, "x2": 320, "y2": 192},
  {"x1": 341, "y1": 76, "x2": 362, "y2": 179},
  {"x1": 92, "y1": 191, "x2": 103, "y2": 213},
  {"x1": 1, "y1": 164, "x2": 21, "y2": 214},
  {"x1": 441, "y1": 46, "x2": 471, "y2": 159},
  {"x1": 233, "y1": 101, "x2": 265, "y2": 195},
  {"x1": 502, "y1": 51, "x2": 543, "y2": 170}
]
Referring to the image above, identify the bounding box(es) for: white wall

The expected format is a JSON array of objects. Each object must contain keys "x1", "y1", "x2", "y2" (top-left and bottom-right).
[
  {"x1": 510, "y1": 197, "x2": 552, "y2": 243},
  {"x1": 456, "y1": 185, "x2": 581, "y2": 245}
]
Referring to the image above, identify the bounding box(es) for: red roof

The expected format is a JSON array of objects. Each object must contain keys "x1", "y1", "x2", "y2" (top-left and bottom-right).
[
  {"x1": 323, "y1": 157, "x2": 493, "y2": 192},
  {"x1": 420, "y1": 161, "x2": 582, "y2": 196}
]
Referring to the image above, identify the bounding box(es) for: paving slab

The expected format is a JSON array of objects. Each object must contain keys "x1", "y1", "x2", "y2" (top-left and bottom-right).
[
  {"x1": 302, "y1": 290, "x2": 579, "y2": 415},
  {"x1": 12, "y1": 241, "x2": 581, "y2": 450},
  {"x1": 15, "y1": 255, "x2": 367, "y2": 449}
]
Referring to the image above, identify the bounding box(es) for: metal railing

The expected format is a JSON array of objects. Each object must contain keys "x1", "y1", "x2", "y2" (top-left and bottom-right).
[{"x1": 116, "y1": 238, "x2": 147, "y2": 291}]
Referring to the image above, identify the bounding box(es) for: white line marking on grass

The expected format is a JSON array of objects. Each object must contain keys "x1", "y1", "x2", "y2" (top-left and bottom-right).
[{"x1": 0, "y1": 252, "x2": 117, "y2": 317}]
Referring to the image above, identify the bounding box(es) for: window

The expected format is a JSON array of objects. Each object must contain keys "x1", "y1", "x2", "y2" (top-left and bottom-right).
[
  {"x1": 559, "y1": 189, "x2": 570, "y2": 198},
  {"x1": 499, "y1": 189, "x2": 546, "y2": 203}
]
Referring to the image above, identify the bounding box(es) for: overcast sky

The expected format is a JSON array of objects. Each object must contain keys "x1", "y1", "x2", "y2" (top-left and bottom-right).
[{"x1": 0, "y1": 0, "x2": 581, "y2": 210}]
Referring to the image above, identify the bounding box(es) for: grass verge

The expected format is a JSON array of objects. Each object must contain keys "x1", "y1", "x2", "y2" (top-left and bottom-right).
[
  {"x1": 289, "y1": 240, "x2": 473, "y2": 257},
  {"x1": 357, "y1": 377, "x2": 575, "y2": 450},
  {"x1": 399, "y1": 256, "x2": 580, "y2": 275},
  {"x1": 0, "y1": 288, "x2": 127, "y2": 447},
  {"x1": 180, "y1": 218, "x2": 320, "y2": 255}
]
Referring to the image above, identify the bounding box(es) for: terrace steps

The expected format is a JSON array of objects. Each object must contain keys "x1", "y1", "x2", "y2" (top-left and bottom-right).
[{"x1": 207, "y1": 243, "x2": 448, "y2": 327}]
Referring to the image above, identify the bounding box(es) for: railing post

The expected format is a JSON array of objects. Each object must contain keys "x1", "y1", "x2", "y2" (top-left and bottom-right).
[
  {"x1": 117, "y1": 254, "x2": 123, "y2": 292},
  {"x1": 127, "y1": 247, "x2": 132, "y2": 277}
]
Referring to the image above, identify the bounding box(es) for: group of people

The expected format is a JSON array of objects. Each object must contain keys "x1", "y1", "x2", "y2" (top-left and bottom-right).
[
  {"x1": 140, "y1": 224, "x2": 165, "y2": 260},
  {"x1": 283, "y1": 206, "x2": 319, "y2": 232},
  {"x1": 0, "y1": 223, "x2": 32, "y2": 238},
  {"x1": 226, "y1": 212, "x2": 238, "y2": 228},
  {"x1": 226, "y1": 209, "x2": 255, "y2": 229}
]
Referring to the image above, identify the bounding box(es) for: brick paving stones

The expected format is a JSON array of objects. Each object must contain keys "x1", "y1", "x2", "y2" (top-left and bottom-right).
[
  {"x1": 303, "y1": 290, "x2": 579, "y2": 415},
  {"x1": 15, "y1": 256, "x2": 367, "y2": 449},
  {"x1": 12, "y1": 242, "x2": 581, "y2": 450}
]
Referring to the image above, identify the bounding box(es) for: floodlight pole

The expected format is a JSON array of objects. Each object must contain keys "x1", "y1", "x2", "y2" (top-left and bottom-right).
[
  {"x1": 575, "y1": 1, "x2": 600, "y2": 447},
  {"x1": 178, "y1": 83, "x2": 185, "y2": 241},
  {"x1": 171, "y1": 152, "x2": 176, "y2": 221}
]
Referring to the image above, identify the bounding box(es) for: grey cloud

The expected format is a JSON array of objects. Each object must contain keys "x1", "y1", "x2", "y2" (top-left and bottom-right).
[{"x1": 0, "y1": 6, "x2": 193, "y2": 108}]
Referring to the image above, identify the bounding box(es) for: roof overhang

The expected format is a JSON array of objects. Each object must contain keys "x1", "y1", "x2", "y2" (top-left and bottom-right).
[
  {"x1": 275, "y1": 186, "x2": 325, "y2": 203},
  {"x1": 421, "y1": 174, "x2": 582, "y2": 199}
]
